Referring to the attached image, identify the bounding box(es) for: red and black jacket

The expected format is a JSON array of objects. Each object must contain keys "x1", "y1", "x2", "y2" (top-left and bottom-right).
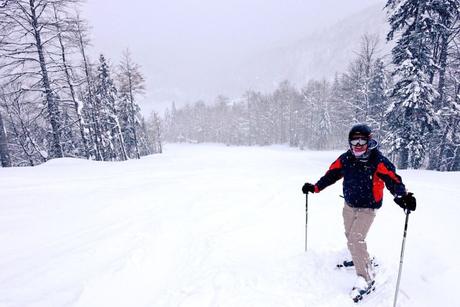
[{"x1": 314, "y1": 149, "x2": 406, "y2": 209}]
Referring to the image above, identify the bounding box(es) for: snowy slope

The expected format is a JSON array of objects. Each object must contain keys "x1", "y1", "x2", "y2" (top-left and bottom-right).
[{"x1": 0, "y1": 144, "x2": 459, "y2": 307}]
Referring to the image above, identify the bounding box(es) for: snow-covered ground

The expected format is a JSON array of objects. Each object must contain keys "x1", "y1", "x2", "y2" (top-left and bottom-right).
[{"x1": 1, "y1": 144, "x2": 459, "y2": 307}]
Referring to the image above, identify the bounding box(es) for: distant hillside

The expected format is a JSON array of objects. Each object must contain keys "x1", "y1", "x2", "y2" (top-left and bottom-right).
[{"x1": 230, "y1": 2, "x2": 389, "y2": 93}]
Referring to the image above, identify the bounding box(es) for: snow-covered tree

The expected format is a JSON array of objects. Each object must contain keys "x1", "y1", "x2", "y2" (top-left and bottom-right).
[
  {"x1": 117, "y1": 49, "x2": 146, "y2": 159},
  {"x1": 385, "y1": 0, "x2": 440, "y2": 169},
  {"x1": 342, "y1": 34, "x2": 381, "y2": 124},
  {"x1": 426, "y1": 0, "x2": 460, "y2": 171},
  {"x1": 94, "y1": 54, "x2": 127, "y2": 161},
  {"x1": 146, "y1": 112, "x2": 162, "y2": 154}
]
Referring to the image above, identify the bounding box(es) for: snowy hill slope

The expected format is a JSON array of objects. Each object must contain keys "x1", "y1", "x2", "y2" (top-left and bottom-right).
[
  {"x1": 232, "y1": 2, "x2": 390, "y2": 93},
  {"x1": 0, "y1": 144, "x2": 459, "y2": 307}
]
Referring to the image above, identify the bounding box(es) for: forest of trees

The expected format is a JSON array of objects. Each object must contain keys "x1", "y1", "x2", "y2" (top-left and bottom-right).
[
  {"x1": 163, "y1": 0, "x2": 460, "y2": 171},
  {"x1": 1, "y1": 0, "x2": 459, "y2": 171},
  {"x1": 0, "y1": 0, "x2": 162, "y2": 167}
]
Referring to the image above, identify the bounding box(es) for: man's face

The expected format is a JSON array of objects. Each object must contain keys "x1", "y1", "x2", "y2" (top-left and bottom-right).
[{"x1": 350, "y1": 135, "x2": 368, "y2": 156}]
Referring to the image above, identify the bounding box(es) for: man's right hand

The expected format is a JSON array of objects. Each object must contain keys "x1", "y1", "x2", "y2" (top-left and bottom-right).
[{"x1": 302, "y1": 183, "x2": 316, "y2": 194}]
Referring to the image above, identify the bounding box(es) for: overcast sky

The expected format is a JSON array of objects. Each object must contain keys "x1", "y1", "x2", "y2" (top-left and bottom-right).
[{"x1": 81, "y1": 0, "x2": 384, "y2": 114}]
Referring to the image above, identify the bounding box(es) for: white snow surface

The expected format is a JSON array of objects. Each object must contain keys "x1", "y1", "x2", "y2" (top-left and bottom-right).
[{"x1": 1, "y1": 143, "x2": 459, "y2": 307}]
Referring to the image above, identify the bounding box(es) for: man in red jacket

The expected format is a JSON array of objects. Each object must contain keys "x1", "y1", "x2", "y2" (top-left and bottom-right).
[{"x1": 302, "y1": 124, "x2": 416, "y2": 298}]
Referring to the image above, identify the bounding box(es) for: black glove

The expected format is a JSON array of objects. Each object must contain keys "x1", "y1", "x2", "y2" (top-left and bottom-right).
[
  {"x1": 302, "y1": 183, "x2": 316, "y2": 194},
  {"x1": 394, "y1": 192, "x2": 416, "y2": 212}
]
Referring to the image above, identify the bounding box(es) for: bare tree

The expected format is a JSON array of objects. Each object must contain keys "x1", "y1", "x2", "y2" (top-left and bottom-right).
[
  {"x1": 118, "y1": 49, "x2": 145, "y2": 159},
  {"x1": 52, "y1": 3, "x2": 90, "y2": 158},
  {"x1": 1, "y1": 86, "x2": 48, "y2": 165},
  {"x1": 72, "y1": 12, "x2": 104, "y2": 161},
  {"x1": 0, "y1": 1, "x2": 86, "y2": 158},
  {"x1": 342, "y1": 34, "x2": 381, "y2": 123}
]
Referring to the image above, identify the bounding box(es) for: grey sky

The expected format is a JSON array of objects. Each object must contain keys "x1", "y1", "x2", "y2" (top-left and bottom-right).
[{"x1": 81, "y1": 0, "x2": 384, "y2": 114}]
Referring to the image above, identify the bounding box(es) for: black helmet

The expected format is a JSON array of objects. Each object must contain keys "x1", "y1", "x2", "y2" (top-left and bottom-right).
[{"x1": 348, "y1": 124, "x2": 372, "y2": 140}]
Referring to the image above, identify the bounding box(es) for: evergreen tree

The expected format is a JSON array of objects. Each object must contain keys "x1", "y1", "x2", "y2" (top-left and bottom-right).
[
  {"x1": 94, "y1": 54, "x2": 127, "y2": 161},
  {"x1": 385, "y1": 0, "x2": 440, "y2": 169}
]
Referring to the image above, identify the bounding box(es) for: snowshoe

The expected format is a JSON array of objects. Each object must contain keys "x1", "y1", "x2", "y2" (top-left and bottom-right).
[
  {"x1": 336, "y1": 260, "x2": 354, "y2": 269},
  {"x1": 350, "y1": 277, "x2": 375, "y2": 303},
  {"x1": 336, "y1": 257, "x2": 378, "y2": 269}
]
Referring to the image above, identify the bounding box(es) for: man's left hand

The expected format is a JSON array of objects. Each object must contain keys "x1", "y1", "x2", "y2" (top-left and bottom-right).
[{"x1": 394, "y1": 192, "x2": 416, "y2": 212}]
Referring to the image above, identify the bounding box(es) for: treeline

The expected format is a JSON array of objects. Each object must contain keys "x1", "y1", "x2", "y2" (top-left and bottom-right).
[
  {"x1": 0, "y1": 0, "x2": 162, "y2": 167},
  {"x1": 162, "y1": 39, "x2": 390, "y2": 152},
  {"x1": 164, "y1": 0, "x2": 460, "y2": 171}
]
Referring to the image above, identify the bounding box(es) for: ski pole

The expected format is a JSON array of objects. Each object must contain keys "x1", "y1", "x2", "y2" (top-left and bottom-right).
[
  {"x1": 393, "y1": 209, "x2": 411, "y2": 307},
  {"x1": 305, "y1": 192, "x2": 309, "y2": 252}
]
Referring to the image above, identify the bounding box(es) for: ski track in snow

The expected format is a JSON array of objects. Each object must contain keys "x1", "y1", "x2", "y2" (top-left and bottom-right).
[{"x1": 0, "y1": 143, "x2": 459, "y2": 307}]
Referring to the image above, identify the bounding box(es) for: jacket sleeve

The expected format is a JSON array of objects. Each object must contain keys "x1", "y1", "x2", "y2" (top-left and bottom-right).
[
  {"x1": 375, "y1": 157, "x2": 406, "y2": 196},
  {"x1": 314, "y1": 157, "x2": 343, "y2": 192}
]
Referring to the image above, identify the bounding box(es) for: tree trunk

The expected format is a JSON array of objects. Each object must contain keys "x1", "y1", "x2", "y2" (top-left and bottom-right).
[
  {"x1": 76, "y1": 19, "x2": 103, "y2": 161},
  {"x1": 29, "y1": 0, "x2": 63, "y2": 158},
  {"x1": 449, "y1": 118, "x2": 460, "y2": 171},
  {"x1": 53, "y1": 5, "x2": 90, "y2": 159},
  {"x1": 128, "y1": 73, "x2": 140, "y2": 159},
  {"x1": 451, "y1": 146, "x2": 460, "y2": 171},
  {"x1": 398, "y1": 145, "x2": 409, "y2": 169},
  {"x1": 0, "y1": 111, "x2": 11, "y2": 167},
  {"x1": 112, "y1": 113, "x2": 128, "y2": 161},
  {"x1": 437, "y1": 34, "x2": 449, "y2": 109},
  {"x1": 435, "y1": 122, "x2": 450, "y2": 170}
]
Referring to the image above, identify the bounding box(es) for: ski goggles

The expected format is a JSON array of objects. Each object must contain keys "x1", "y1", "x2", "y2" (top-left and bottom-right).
[{"x1": 349, "y1": 138, "x2": 368, "y2": 146}]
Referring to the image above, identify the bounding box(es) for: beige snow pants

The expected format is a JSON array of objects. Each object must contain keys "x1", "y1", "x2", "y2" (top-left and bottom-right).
[{"x1": 343, "y1": 203, "x2": 376, "y2": 282}]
